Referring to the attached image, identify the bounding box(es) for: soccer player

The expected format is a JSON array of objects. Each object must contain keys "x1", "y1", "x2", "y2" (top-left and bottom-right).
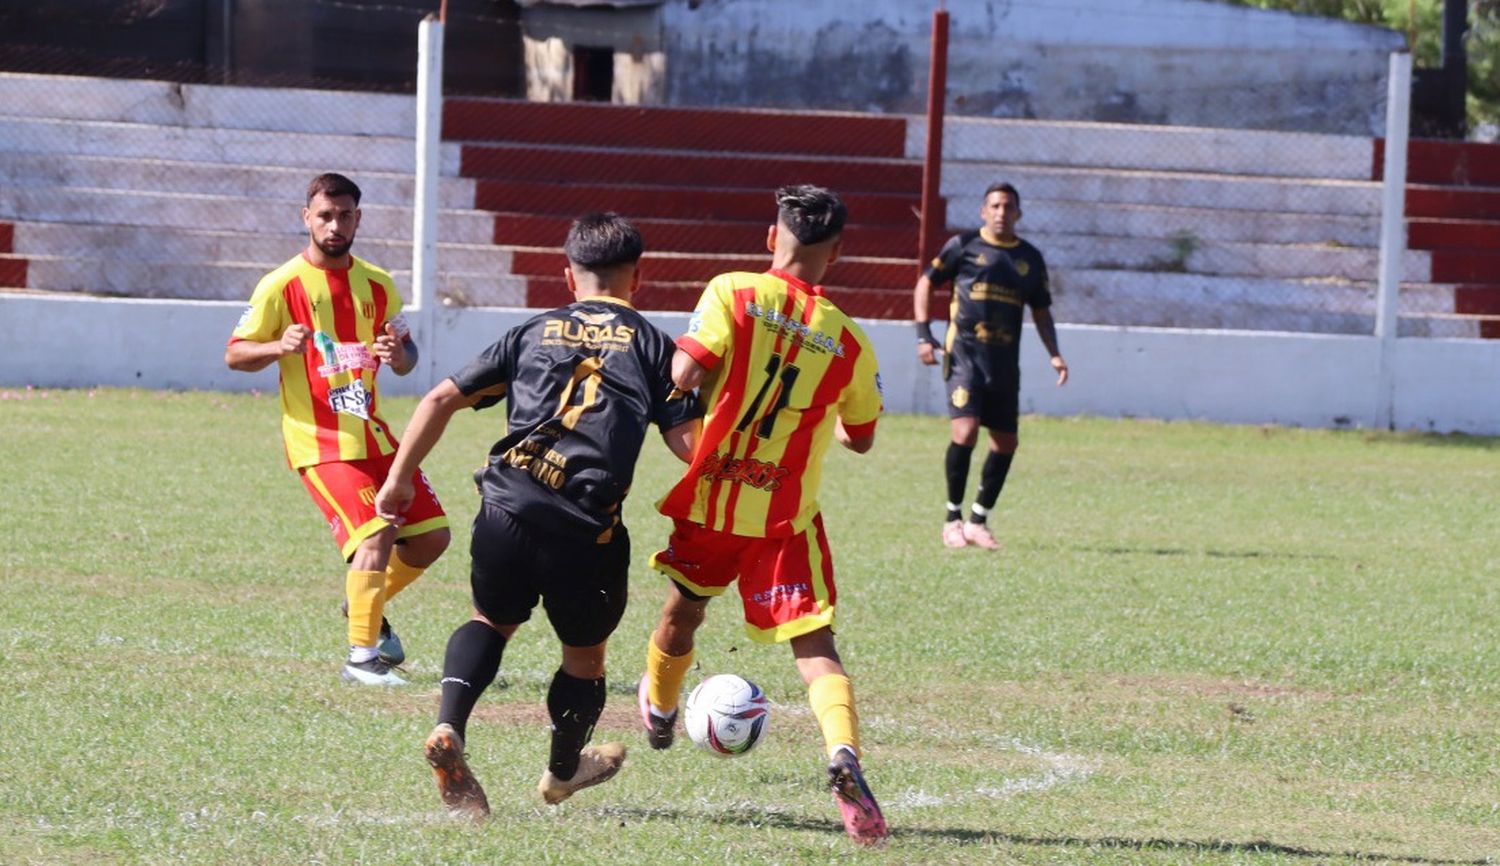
[
  {"x1": 373, "y1": 213, "x2": 701, "y2": 816},
  {"x1": 635, "y1": 185, "x2": 890, "y2": 845},
  {"x1": 225, "y1": 172, "x2": 449, "y2": 686},
  {"x1": 912, "y1": 181, "x2": 1068, "y2": 550}
]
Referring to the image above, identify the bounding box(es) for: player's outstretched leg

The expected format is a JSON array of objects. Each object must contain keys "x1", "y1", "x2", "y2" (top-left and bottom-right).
[
  {"x1": 828, "y1": 747, "x2": 889, "y2": 845},
  {"x1": 424, "y1": 723, "x2": 489, "y2": 818},
  {"x1": 537, "y1": 742, "x2": 627, "y2": 804}
]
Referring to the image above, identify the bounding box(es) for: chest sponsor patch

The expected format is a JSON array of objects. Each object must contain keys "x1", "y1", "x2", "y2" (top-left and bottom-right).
[
  {"x1": 313, "y1": 330, "x2": 378, "y2": 377},
  {"x1": 328, "y1": 379, "x2": 372, "y2": 420}
]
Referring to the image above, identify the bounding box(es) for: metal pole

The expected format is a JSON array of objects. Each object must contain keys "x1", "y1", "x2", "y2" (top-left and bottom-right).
[
  {"x1": 1374, "y1": 51, "x2": 1412, "y2": 430},
  {"x1": 414, "y1": 14, "x2": 445, "y2": 389},
  {"x1": 918, "y1": 8, "x2": 949, "y2": 267}
]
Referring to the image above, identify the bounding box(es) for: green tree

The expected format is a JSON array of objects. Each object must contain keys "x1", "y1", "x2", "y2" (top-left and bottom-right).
[{"x1": 1221, "y1": 0, "x2": 1499, "y2": 134}]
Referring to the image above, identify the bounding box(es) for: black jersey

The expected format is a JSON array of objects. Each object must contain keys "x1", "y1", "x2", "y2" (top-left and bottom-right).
[
  {"x1": 450, "y1": 297, "x2": 701, "y2": 543},
  {"x1": 923, "y1": 230, "x2": 1052, "y2": 371}
]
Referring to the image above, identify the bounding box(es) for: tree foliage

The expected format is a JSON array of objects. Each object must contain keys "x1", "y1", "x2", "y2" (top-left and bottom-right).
[{"x1": 1220, "y1": 0, "x2": 1499, "y2": 132}]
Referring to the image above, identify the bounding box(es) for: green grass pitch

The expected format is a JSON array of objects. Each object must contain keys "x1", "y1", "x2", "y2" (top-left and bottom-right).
[{"x1": 1, "y1": 387, "x2": 1496, "y2": 864}]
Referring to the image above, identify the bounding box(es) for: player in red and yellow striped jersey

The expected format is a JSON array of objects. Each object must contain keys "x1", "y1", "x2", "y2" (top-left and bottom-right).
[
  {"x1": 225, "y1": 173, "x2": 450, "y2": 686},
  {"x1": 638, "y1": 185, "x2": 889, "y2": 845}
]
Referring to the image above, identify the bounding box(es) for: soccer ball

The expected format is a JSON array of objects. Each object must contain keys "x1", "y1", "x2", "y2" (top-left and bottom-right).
[{"x1": 684, "y1": 673, "x2": 770, "y2": 757}]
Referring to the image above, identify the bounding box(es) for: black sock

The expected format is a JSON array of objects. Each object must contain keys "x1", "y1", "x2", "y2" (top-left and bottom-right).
[
  {"x1": 973, "y1": 451, "x2": 1015, "y2": 516},
  {"x1": 945, "y1": 441, "x2": 974, "y2": 520},
  {"x1": 437, "y1": 619, "x2": 506, "y2": 742},
  {"x1": 546, "y1": 669, "x2": 606, "y2": 780}
]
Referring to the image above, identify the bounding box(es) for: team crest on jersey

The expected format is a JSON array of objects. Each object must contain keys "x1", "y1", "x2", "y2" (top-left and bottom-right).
[
  {"x1": 1015, "y1": 260, "x2": 1030, "y2": 277},
  {"x1": 974, "y1": 253, "x2": 989, "y2": 265},
  {"x1": 951, "y1": 386, "x2": 970, "y2": 409}
]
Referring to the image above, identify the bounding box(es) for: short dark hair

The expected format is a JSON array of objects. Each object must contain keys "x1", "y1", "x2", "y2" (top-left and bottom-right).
[
  {"x1": 564, "y1": 212, "x2": 644, "y2": 271},
  {"x1": 307, "y1": 172, "x2": 361, "y2": 206},
  {"x1": 775, "y1": 184, "x2": 846, "y2": 246},
  {"x1": 983, "y1": 181, "x2": 1021, "y2": 208}
]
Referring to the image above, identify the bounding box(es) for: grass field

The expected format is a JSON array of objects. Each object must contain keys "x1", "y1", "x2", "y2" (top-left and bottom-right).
[{"x1": 2, "y1": 387, "x2": 1497, "y2": 865}]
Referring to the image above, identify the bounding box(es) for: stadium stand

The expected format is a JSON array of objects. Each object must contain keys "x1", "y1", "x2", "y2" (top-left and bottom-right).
[{"x1": 0, "y1": 71, "x2": 1494, "y2": 337}]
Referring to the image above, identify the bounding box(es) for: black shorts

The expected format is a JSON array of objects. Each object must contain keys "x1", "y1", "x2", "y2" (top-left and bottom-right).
[
  {"x1": 943, "y1": 341, "x2": 1020, "y2": 434},
  {"x1": 468, "y1": 501, "x2": 629, "y2": 648}
]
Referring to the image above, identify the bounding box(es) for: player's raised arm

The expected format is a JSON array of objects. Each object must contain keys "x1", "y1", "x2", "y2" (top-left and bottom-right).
[{"x1": 375, "y1": 378, "x2": 495, "y2": 522}]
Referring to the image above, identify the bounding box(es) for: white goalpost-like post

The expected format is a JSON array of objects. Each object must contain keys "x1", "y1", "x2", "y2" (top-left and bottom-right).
[
  {"x1": 413, "y1": 13, "x2": 445, "y2": 390},
  {"x1": 1374, "y1": 50, "x2": 1412, "y2": 430}
]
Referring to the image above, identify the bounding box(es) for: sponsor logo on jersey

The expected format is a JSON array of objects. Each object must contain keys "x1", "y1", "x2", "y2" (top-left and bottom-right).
[
  {"x1": 742, "y1": 301, "x2": 845, "y2": 356},
  {"x1": 698, "y1": 453, "x2": 789, "y2": 492},
  {"x1": 313, "y1": 330, "x2": 379, "y2": 377},
  {"x1": 328, "y1": 379, "x2": 372, "y2": 419},
  {"x1": 235, "y1": 305, "x2": 253, "y2": 330},
  {"x1": 968, "y1": 282, "x2": 1025, "y2": 305},
  {"x1": 543, "y1": 318, "x2": 636, "y2": 348},
  {"x1": 501, "y1": 437, "x2": 570, "y2": 490}
]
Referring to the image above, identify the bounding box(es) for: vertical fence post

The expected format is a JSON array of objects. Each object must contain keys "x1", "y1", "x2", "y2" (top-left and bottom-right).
[
  {"x1": 414, "y1": 13, "x2": 445, "y2": 390},
  {"x1": 1374, "y1": 51, "x2": 1411, "y2": 430},
  {"x1": 918, "y1": 8, "x2": 949, "y2": 267}
]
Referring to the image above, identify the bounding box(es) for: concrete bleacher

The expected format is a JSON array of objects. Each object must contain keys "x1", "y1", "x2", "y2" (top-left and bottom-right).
[
  {"x1": 0, "y1": 71, "x2": 1489, "y2": 337},
  {"x1": 927, "y1": 115, "x2": 1475, "y2": 338}
]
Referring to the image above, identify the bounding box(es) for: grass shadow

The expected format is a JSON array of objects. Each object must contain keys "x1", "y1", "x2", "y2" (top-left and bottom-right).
[
  {"x1": 1074, "y1": 544, "x2": 1337, "y2": 561},
  {"x1": 607, "y1": 807, "x2": 1491, "y2": 864}
]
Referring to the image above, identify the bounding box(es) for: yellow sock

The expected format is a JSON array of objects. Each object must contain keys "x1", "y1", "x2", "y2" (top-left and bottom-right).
[
  {"x1": 645, "y1": 638, "x2": 694, "y2": 714},
  {"x1": 809, "y1": 673, "x2": 860, "y2": 759},
  {"x1": 383, "y1": 549, "x2": 424, "y2": 601},
  {"x1": 345, "y1": 569, "x2": 386, "y2": 647}
]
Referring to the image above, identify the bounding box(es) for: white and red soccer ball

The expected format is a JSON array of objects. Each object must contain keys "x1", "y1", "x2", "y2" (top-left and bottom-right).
[{"x1": 684, "y1": 673, "x2": 770, "y2": 757}]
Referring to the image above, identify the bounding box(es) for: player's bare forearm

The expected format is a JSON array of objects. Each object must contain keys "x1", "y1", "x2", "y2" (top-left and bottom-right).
[
  {"x1": 661, "y1": 418, "x2": 701, "y2": 463},
  {"x1": 1031, "y1": 307, "x2": 1069, "y2": 385},
  {"x1": 671, "y1": 349, "x2": 708, "y2": 392},
  {"x1": 224, "y1": 340, "x2": 282, "y2": 373},
  {"x1": 913, "y1": 274, "x2": 935, "y2": 323}
]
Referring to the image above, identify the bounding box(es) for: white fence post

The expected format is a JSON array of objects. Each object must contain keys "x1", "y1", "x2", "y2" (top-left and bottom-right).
[
  {"x1": 413, "y1": 14, "x2": 445, "y2": 390},
  {"x1": 1374, "y1": 51, "x2": 1411, "y2": 430}
]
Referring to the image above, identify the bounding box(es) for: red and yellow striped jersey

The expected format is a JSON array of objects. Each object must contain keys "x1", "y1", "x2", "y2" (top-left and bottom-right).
[
  {"x1": 658, "y1": 269, "x2": 882, "y2": 538},
  {"x1": 228, "y1": 252, "x2": 406, "y2": 469}
]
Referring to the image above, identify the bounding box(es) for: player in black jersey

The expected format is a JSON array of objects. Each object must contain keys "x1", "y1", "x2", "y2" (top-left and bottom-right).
[
  {"x1": 373, "y1": 213, "x2": 701, "y2": 816},
  {"x1": 913, "y1": 182, "x2": 1069, "y2": 550}
]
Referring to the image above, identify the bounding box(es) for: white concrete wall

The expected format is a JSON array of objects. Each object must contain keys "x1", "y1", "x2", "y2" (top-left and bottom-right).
[
  {"x1": 3, "y1": 295, "x2": 1496, "y2": 435},
  {"x1": 660, "y1": 0, "x2": 1404, "y2": 134}
]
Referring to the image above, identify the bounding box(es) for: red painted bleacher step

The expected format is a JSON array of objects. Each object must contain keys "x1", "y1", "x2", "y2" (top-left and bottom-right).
[
  {"x1": 509, "y1": 250, "x2": 915, "y2": 291},
  {"x1": 1406, "y1": 218, "x2": 1500, "y2": 250},
  {"x1": 0, "y1": 254, "x2": 28, "y2": 288},
  {"x1": 0, "y1": 222, "x2": 12, "y2": 254},
  {"x1": 475, "y1": 180, "x2": 920, "y2": 226},
  {"x1": 1405, "y1": 186, "x2": 1500, "y2": 221},
  {"x1": 1375, "y1": 138, "x2": 1500, "y2": 188},
  {"x1": 1427, "y1": 251, "x2": 1500, "y2": 284},
  {"x1": 460, "y1": 145, "x2": 922, "y2": 194},
  {"x1": 523, "y1": 275, "x2": 942, "y2": 320},
  {"x1": 444, "y1": 99, "x2": 907, "y2": 159},
  {"x1": 493, "y1": 213, "x2": 920, "y2": 258}
]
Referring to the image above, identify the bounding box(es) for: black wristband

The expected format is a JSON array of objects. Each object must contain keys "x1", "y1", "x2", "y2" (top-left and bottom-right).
[{"x1": 915, "y1": 321, "x2": 937, "y2": 346}]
